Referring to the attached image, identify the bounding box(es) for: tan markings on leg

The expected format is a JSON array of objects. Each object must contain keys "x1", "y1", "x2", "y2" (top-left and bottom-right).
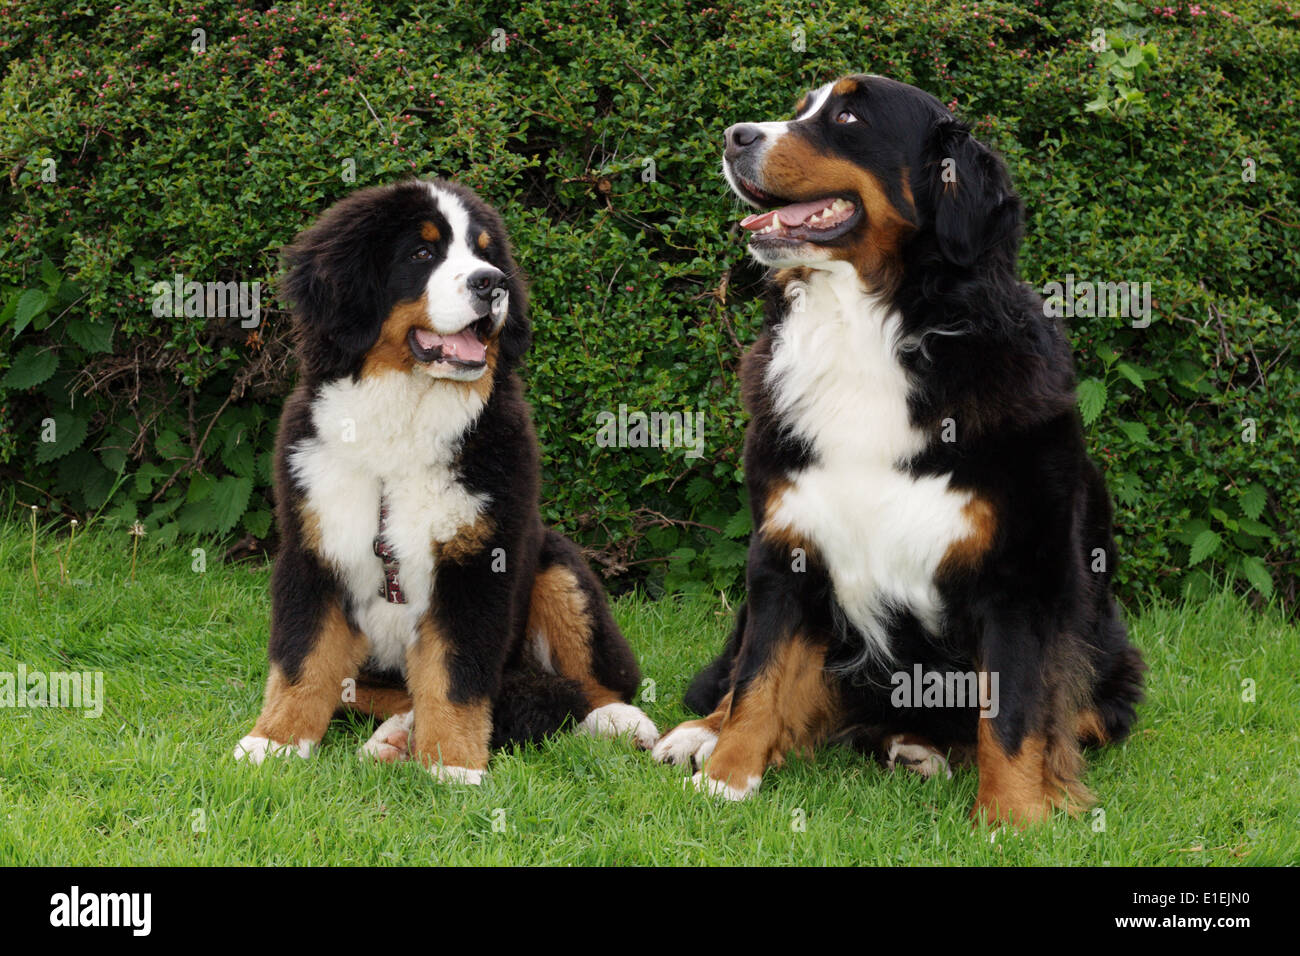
[
  {"x1": 973, "y1": 719, "x2": 1050, "y2": 828},
  {"x1": 832, "y1": 76, "x2": 859, "y2": 96},
  {"x1": 339, "y1": 680, "x2": 413, "y2": 721},
  {"x1": 251, "y1": 602, "x2": 366, "y2": 745},
  {"x1": 405, "y1": 617, "x2": 491, "y2": 771},
  {"x1": 1075, "y1": 708, "x2": 1109, "y2": 746},
  {"x1": 361, "y1": 298, "x2": 425, "y2": 379},
  {"x1": 703, "y1": 639, "x2": 838, "y2": 789},
  {"x1": 667, "y1": 690, "x2": 733, "y2": 738},
  {"x1": 526, "y1": 565, "x2": 621, "y2": 708},
  {"x1": 759, "y1": 137, "x2": 916, "y2": 291},
  {"x1": 420, "y1": 221, "x2": 440, "y2": 242},
  {"x1": 437, "y1": 512, "x2": 496, "y2": 564},
  {"x1": 973, "y1": 716, "x2": 1093, "y2": 828},
  {"x1": 938, "y1": 496, "x2": 997, "y2": 576}
]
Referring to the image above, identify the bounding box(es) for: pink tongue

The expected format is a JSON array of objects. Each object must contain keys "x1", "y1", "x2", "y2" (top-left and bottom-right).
[
  {"x1": 413, "y1": 327, "x2": 487, "y2": 363},
  {"x1": 740, "y1": 198, "x2": 834, "y2": 231}
]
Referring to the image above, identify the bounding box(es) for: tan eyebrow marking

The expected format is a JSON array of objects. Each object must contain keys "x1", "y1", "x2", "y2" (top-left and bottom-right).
[
  {"x1": 420, "y1": 221, "x2": 440, "y2": 242},
  {"x1": 477, "y1": 230, "x2": 490, "y2": 250},
  {"x1": 832, "y1": 76, "x2": 859, "y2": 96}
]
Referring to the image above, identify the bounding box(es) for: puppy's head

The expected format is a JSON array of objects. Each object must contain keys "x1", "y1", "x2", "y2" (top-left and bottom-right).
[
  {"x1": 722, "y1": 74, "x2": 1021, "y2": 288},
  {"x1": 281, "y1": 179, "x2": 529, "y2": 384}
]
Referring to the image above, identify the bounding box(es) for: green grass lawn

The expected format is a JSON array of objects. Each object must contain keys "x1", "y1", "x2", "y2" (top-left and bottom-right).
[{"x1": 1, "y1": 519, "x2": 1296, "y2": 866}]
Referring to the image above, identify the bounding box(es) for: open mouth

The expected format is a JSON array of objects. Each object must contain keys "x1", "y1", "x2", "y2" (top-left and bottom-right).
[
  {"x1": 407, "y1": 315, "x2": 494, "y2": 368},
  {"x1": 733, "y1": 176, "x2": 861, "y2": 246}
]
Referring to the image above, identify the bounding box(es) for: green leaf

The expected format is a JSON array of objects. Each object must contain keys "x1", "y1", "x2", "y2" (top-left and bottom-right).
[
  {"x1": 685, "y1": 476, "x2": 713, "y2": 505},
  {"x1": 1238, "y1": 556, "x2": 1274, "y2": 598},
  {"x1": 221, "y1": 433, "x2": 256, "y2": 477},
  {"x1": 722, "y1": 507, "x2": 752, "y2": 539},
  {"x1": 1237, "y1": 517, "x2": 1274, "y2": 538},
  {"x1": 242, "y1": 509, "x2": 273, "y2": 538},
  {"x1": 1238, "y1": 484, "x2": 1267, "y2": 521},
  {"x1": 706, "y1": 538, "x2": 748, "y2": 570},
  {"x1": 34, "y1": 411, "x2": 89, "y2": 463},
  {"x1": 1116, "y1": 421, "x2": 1149, "y2": 445},
  {"x1": 11, "y1": 289, "x2": 49, "y2": 336},
  {"x1": 209, "y1": 475, "x2": 253, "y2": 535},
  {"x1": 1115, "y1": 362, "x2": 1146, "y2": 391},
  {"x1": 1, "y1": 345, "x2": 58, "y2": 389},
  {"x1": 1076, "y1": 378, "x2": 1107, "y2": 426},
  {"x1": 65, "y1": 318, "x2": 115, "y2": 353},
  {"x1": 1188, "y1": 529, "x2": 1222, "y2": 566}
]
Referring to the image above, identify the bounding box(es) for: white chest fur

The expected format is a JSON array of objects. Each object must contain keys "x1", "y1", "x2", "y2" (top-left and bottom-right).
[
  {"x1": 763, "y1": 265, "x2": 974, "y2": 660},
  {"x1": 288, "y1": 373, "x2": 490, "y2": 671}
]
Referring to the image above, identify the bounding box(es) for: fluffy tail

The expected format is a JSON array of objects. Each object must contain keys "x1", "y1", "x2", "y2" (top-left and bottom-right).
[
  {"x1": 489, "y1": 658, "x2": 590, "y2": 750},
  {"x1": 1086, "y1": 607, "x2": 1147, "y2": 746}
]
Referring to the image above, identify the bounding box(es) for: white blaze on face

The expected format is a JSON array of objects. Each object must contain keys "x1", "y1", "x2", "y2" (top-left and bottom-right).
[{"x1": 420, "y1": 182, "x2": 508, "y2": 335}]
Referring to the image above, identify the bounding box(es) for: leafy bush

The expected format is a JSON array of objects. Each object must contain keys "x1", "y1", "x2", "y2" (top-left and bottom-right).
[{"x1": 2, "y1": 0, "x2": 1297, "y2": 608}]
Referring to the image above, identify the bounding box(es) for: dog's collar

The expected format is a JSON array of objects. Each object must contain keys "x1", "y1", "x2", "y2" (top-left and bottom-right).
[{"x1": 372, "y1": 490, "x2": 406, "y2": 604}]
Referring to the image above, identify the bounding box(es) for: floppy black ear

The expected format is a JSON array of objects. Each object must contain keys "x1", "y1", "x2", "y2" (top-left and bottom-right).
[
  {"x1": 279, "y1": 189, "x2": 392, "y2": 380},
  {"x1": 924, "y1": 120, "x2": 1022, "y2": 269}
]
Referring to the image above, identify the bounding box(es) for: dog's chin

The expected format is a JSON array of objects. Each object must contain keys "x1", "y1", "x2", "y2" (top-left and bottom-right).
[
  {"x1": 747, "y1": 240, "x2": 835, "y2": 268},
  {"x1": 418, "y1": 361, "x2": 489, "y2": 382}
]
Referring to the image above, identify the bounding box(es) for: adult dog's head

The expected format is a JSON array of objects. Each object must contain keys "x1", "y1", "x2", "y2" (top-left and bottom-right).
[
  {"x1": 281, "y1": 179, "x2": 529, "y2": 385},
  {"x1": 722, "y1": 74, "x2": 1023, "y2": 290}
]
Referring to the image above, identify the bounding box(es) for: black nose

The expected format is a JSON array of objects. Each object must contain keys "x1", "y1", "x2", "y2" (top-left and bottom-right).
[
  {"x1": 466, "y1": 267, "x2": 506, "y2": 302},
  {"x1": 725, "y1": 123, "x2": 764, "y2": 159}
]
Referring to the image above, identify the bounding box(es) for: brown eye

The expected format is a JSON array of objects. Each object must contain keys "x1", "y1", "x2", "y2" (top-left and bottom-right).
[
  {"x1": 835, "y1": 110, "x2": 858, "y2": 124},
  {"x1": 411, "y1": 246, "x2": 433, "y2": 260}
]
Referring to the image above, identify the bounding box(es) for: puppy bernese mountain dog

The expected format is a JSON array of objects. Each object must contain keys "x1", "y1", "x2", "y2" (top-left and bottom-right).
[
  {"x1": 234, "y1": 179, "x2": 657, "y2": 781},
  {"x1": 653, "y1": 75, "x2": 1145, "y2": 826}
]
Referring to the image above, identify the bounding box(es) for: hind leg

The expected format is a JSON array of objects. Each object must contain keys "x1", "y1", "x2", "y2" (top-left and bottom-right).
[
  {"x1": 526, "y1": 532, "x2": 658, "y2": 748},
  {"x1": 341, "y1": 677, "x2": 415, "y2": 762}
]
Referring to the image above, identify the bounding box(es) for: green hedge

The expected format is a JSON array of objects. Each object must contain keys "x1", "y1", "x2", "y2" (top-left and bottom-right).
[{"x1": 2, "y1": 0, "x2": 1297, "y2": 607}]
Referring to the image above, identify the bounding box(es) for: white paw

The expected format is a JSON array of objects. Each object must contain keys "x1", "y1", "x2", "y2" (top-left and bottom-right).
[
  {"x1": 233, "y1": 734, "x2": 315, "y2": 764},
  {"x1": 883, "y1": 736, "x2": 952, "y2": 780},
  {"x1": 652, "y1": 724, "x2": 718, "y2": 768},
  {"x1": 428, "y1": 764, "x2": 486, "y2": 785},
  {"x1": 688, "y1": 770, "x2": 760, "y2": 801},
  {"x1": 578, "y1": 702, "x2": 660, "y2": 750},
  {"x1": 358, "y1": 711, "x2": 414, "y2": 763}
]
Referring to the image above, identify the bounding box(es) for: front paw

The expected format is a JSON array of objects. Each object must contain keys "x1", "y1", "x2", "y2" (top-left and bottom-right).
[
  {"x1": 688, "y1": 770, "x2": 760, "y2": 801},
  {"x1": 652, "y1": 720, "x2": 718, "y2": 769},
  {"x1": 428, "y1": 763, "x2": 486, "y2": 785},
  {"x1": 579, "y1": 702, "x2": 660, "y2": 750},
  {"x1": 233, "y1": 734, "x2": 315, "y2": 764},
  {"x1": 358, "y1": 711, "x2": 413, "y2": 763},
  {"x1": 882, "y1": 734, "x2": 953, "y2": 780}
]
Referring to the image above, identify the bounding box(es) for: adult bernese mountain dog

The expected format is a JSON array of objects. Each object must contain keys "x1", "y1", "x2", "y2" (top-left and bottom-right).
[
  {"x1": 653, "y1": 75, "x2": 1145, "y2": 826},
  {"x1": 234, "y1": 179, "x2": 657, "y2": 782}
]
